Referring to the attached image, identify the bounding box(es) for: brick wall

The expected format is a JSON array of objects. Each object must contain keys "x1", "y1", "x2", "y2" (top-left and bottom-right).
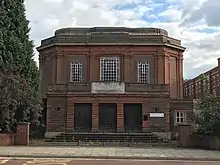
[
  {"x1": 183, "y1": 66, "x2": 219, "y2": 99},
  {"x1": 59, "y1": 96, "x2": 171, "y2": 133},
  {"x1": 191, "y1": 135, "x2": 220, "y2": 150},
  {"x1": 0, "y1": 134, "x2": 15, "y2": 146},
  {"x1": 0, "y1": 123, "x2": 30, "y2": 146},
  {"x1": 40, "y1": 45, "x2": 183, "y2": 98},
  {"x1": 178, "y1": 124, "x2": 220, "y2": 150},
  {"x1": 91, "y1": 103, "x2": 99, "y2": 132},
  {"x1": 41, "y1": 45, "x2": 184, "y2": 134}
]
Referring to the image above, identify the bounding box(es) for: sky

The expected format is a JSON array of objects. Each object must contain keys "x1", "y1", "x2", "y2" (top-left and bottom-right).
[{"x1": 24, "y1": 0, "x2": 220, "y2": 79}]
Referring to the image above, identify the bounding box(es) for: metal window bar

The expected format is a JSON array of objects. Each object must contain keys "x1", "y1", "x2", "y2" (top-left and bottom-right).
[
  {"x1": 70, "y1": 62, "x2": 83, "y2": 82},
  {"x1": 100, "y1": 57, "x2": 120, "y2": 81},
  {"x1": 137, "y1": 62, "x2": 149, "y2": 83}
]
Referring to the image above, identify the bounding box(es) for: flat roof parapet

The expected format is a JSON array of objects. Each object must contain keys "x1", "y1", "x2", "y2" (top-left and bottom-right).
[
  {"x1": 55, "y1": 27, "x2": 168, "y2": 36},
  {"x1": 37, "y1": 27, "x2": 186, "y2": 51}
]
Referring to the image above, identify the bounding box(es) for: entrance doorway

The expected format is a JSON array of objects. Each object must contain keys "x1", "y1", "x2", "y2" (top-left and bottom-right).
[
  {"x1": 99, "y1": 103, "x2": 117, "y2": 132},
  {"x1": 124, "y1": 103, "x2": 142, "y2": 132},
  {"x1": 74, "y1": 103, "x2": 92, "y2": 132}
]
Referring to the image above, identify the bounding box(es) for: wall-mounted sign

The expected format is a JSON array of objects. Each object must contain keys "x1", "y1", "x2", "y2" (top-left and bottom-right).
[
  {"x1": 150, "y1": 113, "x2": 164, "y2": 118},
  {"x1": 91, "y1": 82, "x2": 125, "y2": 94}
]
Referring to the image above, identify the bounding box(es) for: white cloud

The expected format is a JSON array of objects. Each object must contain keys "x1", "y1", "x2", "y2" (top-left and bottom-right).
[
  {"x1": 24, "y1": 0, "x2": 220, "y2": 79},
  {"x1": 159, "y1": 5, "x2": 182, "y2": 21}
]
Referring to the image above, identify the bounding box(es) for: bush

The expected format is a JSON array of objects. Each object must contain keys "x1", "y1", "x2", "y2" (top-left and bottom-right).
[{"x1": 192, "y1": 95, "x2": 220, "y2": 137}]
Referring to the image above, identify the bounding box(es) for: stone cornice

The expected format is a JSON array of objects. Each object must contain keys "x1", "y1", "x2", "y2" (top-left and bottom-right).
[{"x1": 37, "y1": 43, "x2": 185, "y2": 51}]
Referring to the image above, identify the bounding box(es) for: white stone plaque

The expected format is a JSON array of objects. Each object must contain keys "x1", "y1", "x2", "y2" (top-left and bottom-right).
[
  {"x1": 91, "y1": 82, "x2": 125, "y2": 94},
  {"x1": 150, "y1": 113, "x2": 164, "y2": 118}
]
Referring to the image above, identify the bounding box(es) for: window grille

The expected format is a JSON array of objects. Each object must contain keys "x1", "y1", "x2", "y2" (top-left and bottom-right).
[
  {"x1": 70, "y1": 62, "x2": 83, "y2": 82},
  {"x1": 137, "y1": 62, "x2": 150, "y2": 83},
  {"x1": 100, "y1": 57, "x2": 120, "y2": 81}
]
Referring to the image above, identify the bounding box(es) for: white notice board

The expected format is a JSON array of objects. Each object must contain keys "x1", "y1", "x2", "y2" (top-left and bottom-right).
[{"x1": 149, "y1": 113, "x2": 164, "y2": 118}]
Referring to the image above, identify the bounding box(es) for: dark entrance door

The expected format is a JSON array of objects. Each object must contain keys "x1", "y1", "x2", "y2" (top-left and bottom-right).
[
  {"x1": 74, "y1": 103, "x2": 92, "y2": 132},
  {"x1": 99, "y1": 103, "x2": 117, "y2": 132},
  {"x1": 124, "y1": 103, "x2": 142, "y2": 132}
]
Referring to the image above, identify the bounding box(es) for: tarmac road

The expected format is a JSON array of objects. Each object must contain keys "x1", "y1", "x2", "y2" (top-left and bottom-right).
[{"x1": 0, "y1": 158, "x2": 220, "y2": 165}]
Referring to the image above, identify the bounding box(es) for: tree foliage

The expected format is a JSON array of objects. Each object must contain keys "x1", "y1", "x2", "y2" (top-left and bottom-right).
[
  {"x1": 0, "y1": 0, "x2": 39, "y2": 93},
  {"x1": 0, "y1": 73, "x2": 42, "y2": 133},
  {"x1": 0, "y1": 0, "x2": 43, "y2": 133},
  {"x1": 192, "y1": 95, "x2": 220, "y2": 137}
]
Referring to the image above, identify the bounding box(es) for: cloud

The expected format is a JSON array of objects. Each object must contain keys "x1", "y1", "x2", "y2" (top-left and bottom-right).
[
  {"x1": 181, "y1": 0, "x2": 220, "y2": 27},
  {"x1": 24, "y1": 0, "x2": 220, "y2": 79}
]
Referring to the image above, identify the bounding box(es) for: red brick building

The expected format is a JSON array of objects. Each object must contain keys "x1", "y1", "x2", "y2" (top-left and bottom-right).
[
  {"x1": 183, "y1": 58, "x2": 220, "y2": 100},
  {"x1": 37, "y1": 27, "x2": 192, "y2": 138}
]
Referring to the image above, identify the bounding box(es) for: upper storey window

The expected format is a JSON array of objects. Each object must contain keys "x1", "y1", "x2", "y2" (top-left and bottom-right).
[
  {"x1": 212, "y1": 75, "x2": 216, "y2": 88},
  {"x1": 137, "y1": 62, "x2": 150, "y2": 83},
  {"x1": 100, "y1": 57, "x2": 120, "y2": 82},
  {"x1": 70, "y1": 62, "x2": 83, "y2": 82},
  {"x1": 184, "y1": 87, "x2": 188, "y2": 96}
]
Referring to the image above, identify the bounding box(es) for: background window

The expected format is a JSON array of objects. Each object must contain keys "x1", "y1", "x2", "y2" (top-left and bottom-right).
[
  {"x1": 70, "y1": 62, "x2": 83, "y2": 82},
  {"x1": 184, "y1": 87, "x2": 188, "y2": 96},
  {"x1": 137, "y1": 62, "x2": 150, "y2": 83},
  {"x1": 176, "y1": 112, "x2": 184, "y2": 123},
  {"x1": 100, "y1": 57, "x2": 120, "y2": 81}
]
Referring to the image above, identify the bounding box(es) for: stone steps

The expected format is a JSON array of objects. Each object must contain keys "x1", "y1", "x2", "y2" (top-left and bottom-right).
[{"x1": 47, "y1": 133, "x2": 162, "y2": 143}]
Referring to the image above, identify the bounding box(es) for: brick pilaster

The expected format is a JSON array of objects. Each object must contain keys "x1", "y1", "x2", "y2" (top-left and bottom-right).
[
  {"x1": 66, "y1": 104, "x2": 74, "y2": 133},
  {"x1": 142, "y1": 102, "x2": 148, "y2": 132},
  {"x1": 15, "y1": 123, "x2": 30, "y2": 145},
  {"x1": 165, "y1": 112, "x2": 170, "y2": 132},
  {"x1": 179, "y1": 57, "x2": 183, "y2": 98},
  {"x1": 92, "y1": 103, "x2": 99, "y2": 132},
  {"x1": 117, "y1": 103, "x2": 124, "y2": 132},
  {"x1": 124, "y1": 55, "x2": 131, "y2": 82}
]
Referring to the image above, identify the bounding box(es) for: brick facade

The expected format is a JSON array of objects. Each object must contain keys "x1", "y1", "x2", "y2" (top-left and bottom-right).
[
  {"x1": 37, "y1": 27, "x2": 192, "y2": 137},
  {"x1": 0, "y1": 123, "x2": 30, "y2": 146},
  {"x1": 183, "y1": 57, "x2": 220, "y2": 100}
]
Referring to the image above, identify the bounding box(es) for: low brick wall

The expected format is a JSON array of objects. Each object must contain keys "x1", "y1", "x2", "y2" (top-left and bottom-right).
[
  {"x1": 0, "y1": 123, "x2": 30, "y2": 146},
  {"x1": 178, "y1": 124, "x2": 220, "y2": 150},
  {"x1": 0, "y1": 134, "x2": 15, "y2": 146},
  {"x1": 191, "y1": 135, "x2": 220, "y2": 150}
]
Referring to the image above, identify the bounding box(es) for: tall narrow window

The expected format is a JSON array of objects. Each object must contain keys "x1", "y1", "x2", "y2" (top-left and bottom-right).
[
  {"x1": 70, "y1": 62, "x2": 83, "y2": 82},
  {"x1": 184, "y1": 87, "x2": 188, "y2": 96},
  {"x1": 137, "y1": 62, "x2": 150, "y2": 83},
  {"x1": 100, "y1": 57, "x2": 120, "y2": 81}
]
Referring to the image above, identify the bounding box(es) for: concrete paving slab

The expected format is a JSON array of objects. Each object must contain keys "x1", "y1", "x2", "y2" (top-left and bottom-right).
[{"x1": 0, "y1": 146, "x2": 220, "y2": 161}]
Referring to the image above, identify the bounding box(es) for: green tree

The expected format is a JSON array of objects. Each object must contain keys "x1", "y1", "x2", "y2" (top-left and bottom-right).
[
  {"x1": 0, "y1": 0, "x2": 42, "y2": 133},
  {"x1": 0, "y1": 0, "x2": 39, "y2": 93},
  {"x1": 0, "y1": 73, "x2": 42, "y2": 133},
  {"x1": 192, "y1": 95, "x2": 220, "y2": 137}
]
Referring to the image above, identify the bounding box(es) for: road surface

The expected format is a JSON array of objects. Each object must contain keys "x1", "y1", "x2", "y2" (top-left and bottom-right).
[{"x1": 0, "y1": 158, "x2": 220, "y2": 165}]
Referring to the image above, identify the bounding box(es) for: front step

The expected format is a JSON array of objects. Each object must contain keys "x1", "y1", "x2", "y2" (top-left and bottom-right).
[
  {"x1": 47, "y1": 132, "x2": 164, "y2": 143},
  {"x1": 31, "y1": 132, "x2": 178, "y2": 147},
  {"x1": 34, "y1": 132, "x2": 179, "y2": 147},
  {"x1": 69, "y1": 133, "x2": 158, "y2": 142}
]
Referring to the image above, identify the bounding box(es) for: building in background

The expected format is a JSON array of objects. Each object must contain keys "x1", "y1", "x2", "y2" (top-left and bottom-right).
[
  {"x1": 183, "y1": 58, "x2": 220, "y2": 100},
  {"x1": 37, "y1": 27, "x2": 192, "y2": 138}
]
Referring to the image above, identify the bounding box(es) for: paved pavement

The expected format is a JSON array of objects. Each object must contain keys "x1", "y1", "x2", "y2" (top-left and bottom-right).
[
  {"x1": 0, "y1": 158, "x2": 220, "y2": 165},
  {"x1": 0, "y1": 146, "x2": 220, "y2": 161}
]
